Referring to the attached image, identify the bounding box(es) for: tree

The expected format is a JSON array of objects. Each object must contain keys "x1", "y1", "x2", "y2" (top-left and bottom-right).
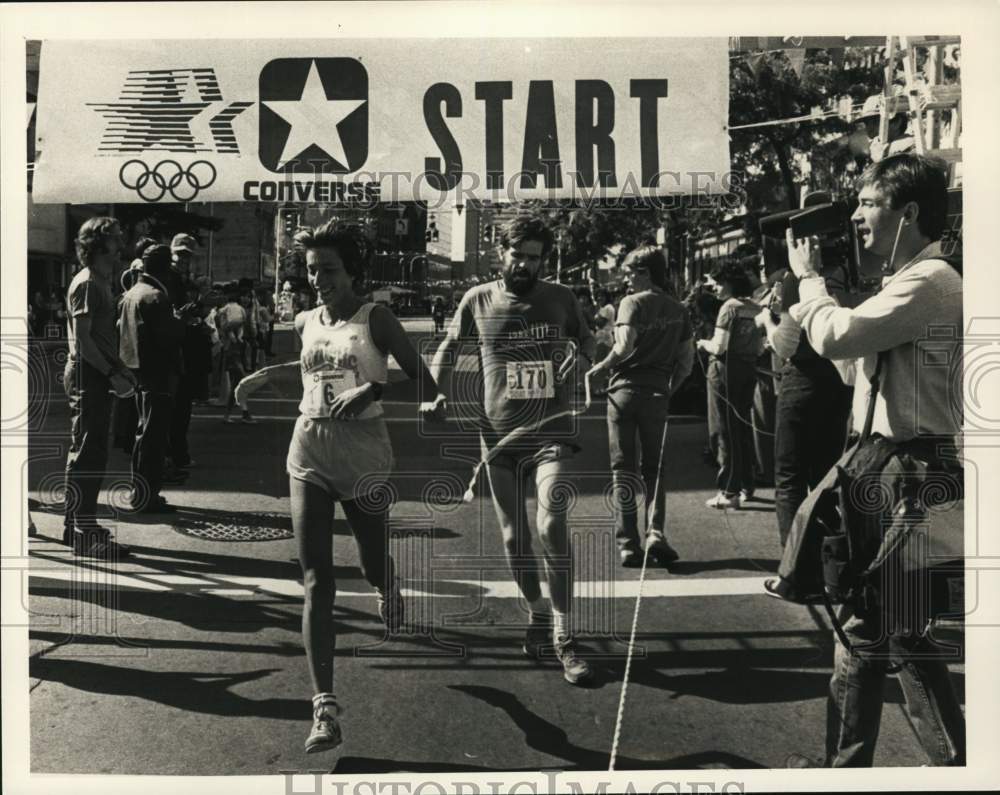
[{"x1": 729, "y1": 47, "x2": 888, "y2": 213}]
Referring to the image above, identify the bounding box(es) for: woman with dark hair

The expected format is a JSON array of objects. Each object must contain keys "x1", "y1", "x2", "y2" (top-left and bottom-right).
[
  {"x1": 234, "y1": 220, "x2": 442, "y2": 753},
  {"x1": 696, "y1": 259, "x2": 764, "y2": 509}
]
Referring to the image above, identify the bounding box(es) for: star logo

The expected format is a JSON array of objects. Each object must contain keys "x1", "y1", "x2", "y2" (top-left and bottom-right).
[{"x1": 259, "y1": 58, "x2": 368, "y2": 174}]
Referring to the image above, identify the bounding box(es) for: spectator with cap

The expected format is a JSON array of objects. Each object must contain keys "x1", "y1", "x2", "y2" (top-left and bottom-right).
[
  {"x1": 119, "y1": 243, "x2": 187, "y2": 513},
  {"x1": 854, "y1": 91, "x2": 914, "y2": 164},
  {"x1": 166, "y1": 233, "x2": 206, "y2": 470}
]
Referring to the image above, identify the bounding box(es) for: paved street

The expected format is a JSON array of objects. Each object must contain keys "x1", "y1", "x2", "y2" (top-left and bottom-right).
[{"x1": 22, "y1": 321, "x2": 964, "y2": 774}]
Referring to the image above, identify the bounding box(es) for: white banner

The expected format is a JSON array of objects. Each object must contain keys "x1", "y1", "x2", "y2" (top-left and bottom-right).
[{"x1": 33, "y1": 38, "x2": 730, "y2": 204}]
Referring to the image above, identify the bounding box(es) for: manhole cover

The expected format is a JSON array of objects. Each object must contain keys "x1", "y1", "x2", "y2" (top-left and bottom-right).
[{"x1": 175, "y1": 513, "x2": 294, "y2": 542}]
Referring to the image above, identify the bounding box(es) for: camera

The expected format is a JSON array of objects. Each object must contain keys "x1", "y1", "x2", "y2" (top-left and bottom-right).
[{"x1": 758, "y1": 200, "x2": 850, "y2": 239}]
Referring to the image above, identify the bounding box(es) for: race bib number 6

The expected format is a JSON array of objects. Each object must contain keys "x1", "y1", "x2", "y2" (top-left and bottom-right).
[
  {"x1": 305, "y1": 370, "x2": 358, "y2": 414},
  {"x1": 506, "y1": 361, "x2": 555, "y2": 400}
]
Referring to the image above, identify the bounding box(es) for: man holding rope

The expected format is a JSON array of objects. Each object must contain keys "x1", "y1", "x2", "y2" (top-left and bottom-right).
[
  {"x1": 423, "y1": 213, "x2": 597, "y2": 686},
  {"x1": 585, "y1": 246, "x2": 695, "y2": 568}
]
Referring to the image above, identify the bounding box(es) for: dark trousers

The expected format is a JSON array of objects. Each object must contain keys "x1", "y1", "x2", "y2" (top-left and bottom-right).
[
  {"x1": 707, "y1": 358, "x2": 756, "y2": 497},
  {"x1": 131, "y1": 385, "x2": 173, "y2": 507},
  {"x1": 773, "y1": 365, "x2": 853, "y2": 547},
  {"x1": 113, "y1": 393, "x2": 138, "y2": 454},
  {"x1": 169, "y1": 378, "x2": 194, "y2": 467},
  {"x1": 265, "y1": 321, "x2": 275, "y2": 355},
  {"x1": 63, "y1": 359, "x2": 112, "y2": 536},
  {"x1": 607, "y1": 388, "x2": 670, "y2": 550}
]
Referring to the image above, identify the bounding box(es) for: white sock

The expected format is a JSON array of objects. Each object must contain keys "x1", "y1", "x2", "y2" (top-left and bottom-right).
[
  {"x1": 552, "y1": 609, "x2": 570, "y2": 643},
  {"x1": 312, "y1": 692, "x2": 337, "y2": 713}
]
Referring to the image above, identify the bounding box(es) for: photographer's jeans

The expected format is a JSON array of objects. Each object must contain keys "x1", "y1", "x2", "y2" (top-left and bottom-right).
[
  {"x1": 826, "y1": 607, "x2": 966, "y2": 767},
  {"x1": 607, "y1": 388, "x2": 670, "y2": 551},
  {"x1": 774, "y1": 364, "x2": 852, "y2": 546}
]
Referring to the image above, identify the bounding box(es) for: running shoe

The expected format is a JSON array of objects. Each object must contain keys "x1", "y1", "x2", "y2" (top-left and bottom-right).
[
  {"x1": 554, "y1": 637, "x2": 595, "y2": 686},
  {"x1": 739, "y1": 489, "x2": 754, "y2": 506},
  {"x1": 305, "y1": 695, "x2": 343, "y2": 753},
  {"x1": 376, "y1": 577, "x2": 405, "y2": 633},
  {"x1": 241, "y1": 410, "x2": 257, "y2": 425},
  {"x1": 645, "y1": 532, "x2": 680, "y2": 566},
  {"x1": 705, "y1": 492, "x2": 740, "y2": 510},
  {"x1": 72, "y1": 527, "x2": 131, "y2": 560},
  {"x1": 522, "y1": 611, "x2": 554, "y2": 659}
]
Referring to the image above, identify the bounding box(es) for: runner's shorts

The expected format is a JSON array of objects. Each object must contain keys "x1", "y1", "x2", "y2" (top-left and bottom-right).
[
  {"x1": 287, "y1": 415, "x2": 394, "y2": 501},
  {"x1": 483, "y1": 436, "x2": 580, "y2": 475}
]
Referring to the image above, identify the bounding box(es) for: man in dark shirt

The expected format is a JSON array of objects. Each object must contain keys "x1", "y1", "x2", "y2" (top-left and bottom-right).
[
  {"x1": 586, "y1": 246, "x2": 695, "y2": 567},
  {"x1": 119, "y1": 244, "x2": 185, "y2": 513},
  {"x1": 63, "y1": 217, "x2": 137, "y2": 558},
  {"x1": 425, "y1": 214, "x2": 596, "y2": 686}
]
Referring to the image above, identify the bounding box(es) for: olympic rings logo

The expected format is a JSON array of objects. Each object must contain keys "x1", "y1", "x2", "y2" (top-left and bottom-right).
[{"x1": 118, "y1": 159, "x2": 217, "y2": 202}]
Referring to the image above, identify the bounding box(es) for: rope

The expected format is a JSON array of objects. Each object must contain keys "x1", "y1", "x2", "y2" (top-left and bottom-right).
[
  {"x1": 695, "y1": 348, "x2": 776, "y2": 438},
  {"x1": 728, "y1": 105, "x2": 863, "y2": 132},
  {"x1": 608, "y1": 405, "x2": 670, "y2": 771}
]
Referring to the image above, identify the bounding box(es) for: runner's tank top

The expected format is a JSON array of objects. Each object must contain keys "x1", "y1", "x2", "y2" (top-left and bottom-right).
[{"x1": 298, "y1": 303, "x2": 387, "y2": 419}]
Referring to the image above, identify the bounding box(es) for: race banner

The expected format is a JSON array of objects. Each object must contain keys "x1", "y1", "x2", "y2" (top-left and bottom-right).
[{"x1": 32, "y1": 38, "x2": 731, "y2": 205}]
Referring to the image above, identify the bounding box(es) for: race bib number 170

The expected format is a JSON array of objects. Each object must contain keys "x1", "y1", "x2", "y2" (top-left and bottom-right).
[{"x1": 506, "y1": 361, "x2": 555, "y2": 400}]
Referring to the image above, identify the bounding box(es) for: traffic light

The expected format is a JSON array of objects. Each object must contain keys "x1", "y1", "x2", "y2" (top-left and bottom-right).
[
  {"x1": 283, "y1": 210, "x2": 299, "y2": 237},
  {"x1": 425, "y1": 219, "x2": 439, "y2": 243},
  {"x1": 482, "y1": 223, "x2": 494, "y2": 243}
]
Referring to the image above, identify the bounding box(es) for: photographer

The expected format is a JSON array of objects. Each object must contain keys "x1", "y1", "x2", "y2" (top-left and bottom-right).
[{"x1": 783, "y1": 154, "x2": 964, "y2": 767}]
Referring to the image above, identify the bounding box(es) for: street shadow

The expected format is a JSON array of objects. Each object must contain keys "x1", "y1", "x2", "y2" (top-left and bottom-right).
[
  {"x1": 386, "y1": 524, "x2": 462, "y2": 540},
  {"x1": 29, "y1": 628, "x2": 304, "y2": 657},
  {"x1": 446, "y1": 685, "x2": 767, "y2": 771},
  {"x1": 29, "y1": 576, "x2": 300, "y2": 634},
  {"x1": 29, "y1": 656, "x2": 304, "y2": 720},
  {"x1": 666, "y1": 558, "x2": 780, "y2": 575}
]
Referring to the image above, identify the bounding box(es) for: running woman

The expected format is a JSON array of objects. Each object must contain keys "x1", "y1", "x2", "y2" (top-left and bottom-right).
[
  {"x1": 235, "y1": 221, "x2": 442, "y2": 753},
  {"x1": 422, "y1": 213, "x2": 597, "y2": 685}
]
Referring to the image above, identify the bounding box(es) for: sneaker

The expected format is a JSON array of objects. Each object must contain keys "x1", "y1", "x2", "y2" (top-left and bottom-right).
[
  {"x1": 305, "y1": 695, "x2": 343, "y2": 754},
  {"x1": 241, "y1": 410, "x2": 257, "y2": 425},
  {"x1": 764, "y1": 577, "x2": 828, "y2": 605},
  {"x1": 739, "y1": 489, "x2": 754, "y2": 506},
  {"x1": 127, "y1": 495, "x2": 177, "y2": 515},
  {"x1": 223, "y1": 414, "x2": 235, "y2": 424},
  {"x1": 554, "y1": 637, "x2": 594, "y2": 686},
  {"x1": 72, "y1": 527, "x2": 131, "y2": 559},
  {"x1": 645, "y1": 532, "x2": 679, "y2": 566},
  {"x1": 784, "y1": 752, "x2": 821, "y2": 768},
  {"x1": 522, "y1": 611, "x2": 554, "y2": 659},
  {"x1": 161, "y1": 469, "x2": 189, "y2": 485},
  {"x1": 705, "y1": 492, "x2": 740, "y2": 510},
  {"x1": 375, "y1": 578, "x2": 405, "y2": 633},
  {"x1": 619, "y1": 547, "x2": 643, "y2": 568}
]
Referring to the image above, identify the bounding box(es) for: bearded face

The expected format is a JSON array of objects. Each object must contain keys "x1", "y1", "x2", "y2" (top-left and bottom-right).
[{"x1": 501, "y1": 239, "x2": 546, "y2": 296}]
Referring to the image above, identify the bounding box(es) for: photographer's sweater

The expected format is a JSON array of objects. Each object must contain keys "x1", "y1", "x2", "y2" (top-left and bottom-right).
[{"x1": 790, "y1": 242, "x2": 962, "y2": 442}]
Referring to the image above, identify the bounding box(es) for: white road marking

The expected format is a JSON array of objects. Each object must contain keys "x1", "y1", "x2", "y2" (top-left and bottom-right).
[{"x1": 26, "y1": 567, "x2": 772, "y2": 600}]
